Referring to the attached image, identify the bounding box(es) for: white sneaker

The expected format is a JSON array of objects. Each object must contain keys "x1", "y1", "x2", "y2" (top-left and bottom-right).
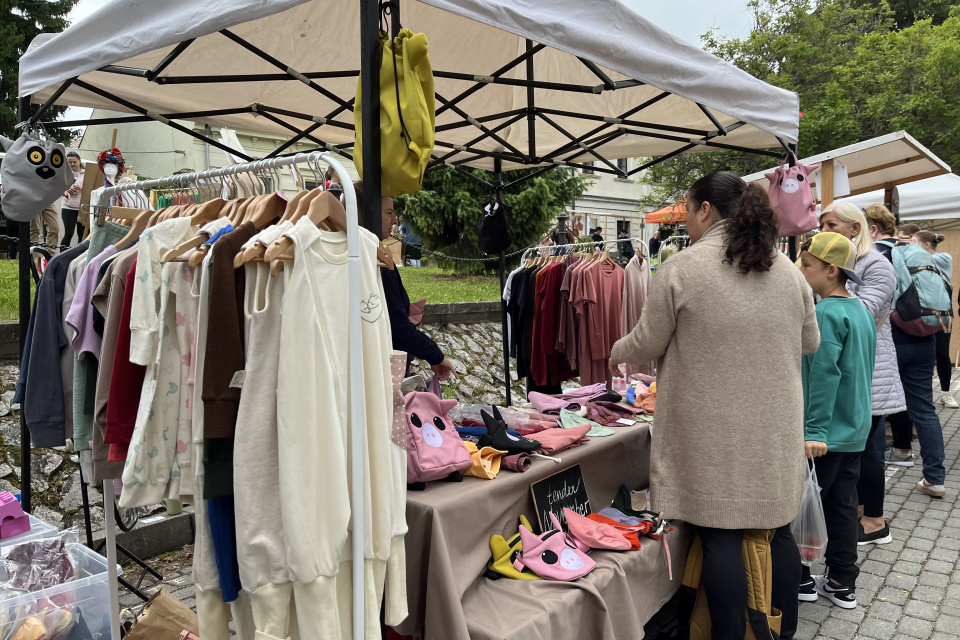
[
  {"x1": 917, "y1": 479, "x2": 946, "y2": 498},
  {"x1": 941, "y1": 392, "x2": 959, "y2": 408}
]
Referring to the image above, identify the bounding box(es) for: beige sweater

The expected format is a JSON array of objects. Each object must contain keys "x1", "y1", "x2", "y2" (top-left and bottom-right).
[{"x1": 611, "y1": 221, "x2": 820, "y2": 529}]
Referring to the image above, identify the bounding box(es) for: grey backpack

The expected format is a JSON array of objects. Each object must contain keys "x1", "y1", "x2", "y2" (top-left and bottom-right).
[{"x1": 0, "y1": 131, "x2": 73, "y2": 222}]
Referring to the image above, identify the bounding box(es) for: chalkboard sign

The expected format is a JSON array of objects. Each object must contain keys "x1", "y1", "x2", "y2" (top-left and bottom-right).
[{"x1": 530, "y1": 464, "x2": 591, "y2": 532}]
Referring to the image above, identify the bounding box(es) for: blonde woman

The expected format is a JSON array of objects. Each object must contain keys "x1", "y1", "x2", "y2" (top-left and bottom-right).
[{"x1": 818, "y1": 202, "x2": 906, "y2": 543}]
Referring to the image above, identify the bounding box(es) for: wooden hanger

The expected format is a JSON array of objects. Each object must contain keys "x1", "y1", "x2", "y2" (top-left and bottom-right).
[
  {"x1": 289, "y1": 189, "x2": 321, "y2": 223},
  {"x1": 249, "y1": 193, "x2": 286, "y2": 230},
  {"x1": 279, "y1": 190, "x2": 309, "y2": 223},
  {"x1": 160, "y1": 200, "x2": 229, "y2": 263},
  {"x1": 113, "y1": 209, "x2": 152, "y2": 250},
  {"x1": 265, "y1": 191, "x2": 395, "y2": 274}
]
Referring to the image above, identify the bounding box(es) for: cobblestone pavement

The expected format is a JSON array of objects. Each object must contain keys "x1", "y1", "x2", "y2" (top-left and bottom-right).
[
  {"x1": 120, "y1": 392, "x2": 960, "y2": 639},
  {"x1": 795, "y1": 393, "x2": 960, "y2": 640}
]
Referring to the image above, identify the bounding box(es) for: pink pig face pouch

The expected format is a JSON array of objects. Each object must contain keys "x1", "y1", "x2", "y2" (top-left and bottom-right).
[
  {"x1": 513, "y1": 524, "x2": 596, "y2": 581},
  {"x1": 405, "y1": 391, "x2": 473, "y2": 484}
]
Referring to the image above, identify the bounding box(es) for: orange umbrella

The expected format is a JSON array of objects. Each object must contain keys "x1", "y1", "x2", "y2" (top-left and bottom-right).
[{"x1": 645, "y1": 199, "x2": 687, "y2": 224}]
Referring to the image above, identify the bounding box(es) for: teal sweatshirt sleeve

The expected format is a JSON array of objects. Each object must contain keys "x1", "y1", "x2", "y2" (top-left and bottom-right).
[{"x1": 803, "y1": 305, "x2": 848, "y2": 443}]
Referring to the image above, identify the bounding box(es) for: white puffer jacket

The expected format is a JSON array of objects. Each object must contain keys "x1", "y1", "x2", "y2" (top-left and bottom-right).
[{"x1": 847, "y1": 249, "x2": 907, "y2": 416}]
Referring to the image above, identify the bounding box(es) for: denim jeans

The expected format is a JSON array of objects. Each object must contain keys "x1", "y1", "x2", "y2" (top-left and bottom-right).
[{"x1": 892, "y1": 328, "x2": 946, "y2": 485}]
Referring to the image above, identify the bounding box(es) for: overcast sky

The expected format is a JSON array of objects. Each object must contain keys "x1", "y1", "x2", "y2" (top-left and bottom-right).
[{"x1": 63, "y1": 0, "x2": 754, "y2": 122}]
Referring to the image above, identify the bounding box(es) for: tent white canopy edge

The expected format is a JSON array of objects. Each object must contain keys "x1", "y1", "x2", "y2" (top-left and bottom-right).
[{"x1": 18, "y1": 0, "x2": 799, "y2": 172}]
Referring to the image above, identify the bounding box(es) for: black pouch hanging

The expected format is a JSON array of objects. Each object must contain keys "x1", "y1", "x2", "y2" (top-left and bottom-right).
[{"x1": 478, "y1": 200, "x2": 512, "y2": 255}]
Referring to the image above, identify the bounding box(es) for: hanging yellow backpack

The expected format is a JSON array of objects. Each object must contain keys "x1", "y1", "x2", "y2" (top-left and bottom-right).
[{"x1": 355, "y1": 28, "x2": 435, "y2": 197}]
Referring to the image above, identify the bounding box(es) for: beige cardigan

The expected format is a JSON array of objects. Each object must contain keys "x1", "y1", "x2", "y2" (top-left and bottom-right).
[{"x1": 611, "y1": 221, "x2": 820, "y2": 529}]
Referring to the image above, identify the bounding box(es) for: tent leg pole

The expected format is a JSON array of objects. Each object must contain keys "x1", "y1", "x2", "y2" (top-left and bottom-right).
[
  {"x1": 494, "y1": 158, "x2": 511, "y2": 406},
  {"x1": 358, "y1": 3, "x2": 381, "y2": 640},
  {"x1": 18, "y1": 220, "x2": 31, "y2": 512},
  {"x1": 17, "y1": 96, "x2": 33, "y2": 513}
]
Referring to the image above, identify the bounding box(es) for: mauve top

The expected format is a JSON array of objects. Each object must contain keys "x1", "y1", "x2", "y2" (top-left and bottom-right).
[{"x1": 65, "y1": 244, "x2": 117, "y2": 360}]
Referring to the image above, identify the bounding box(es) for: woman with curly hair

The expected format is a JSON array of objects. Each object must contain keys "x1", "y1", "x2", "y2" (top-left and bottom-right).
[{"x1": 610, "y1": 171, "x2": 820, "y2": 640}]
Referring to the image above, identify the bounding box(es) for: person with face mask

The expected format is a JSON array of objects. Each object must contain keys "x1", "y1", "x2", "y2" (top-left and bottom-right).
[{"x1": 60, "y1": 151, "x2": 85, "y2": 246}]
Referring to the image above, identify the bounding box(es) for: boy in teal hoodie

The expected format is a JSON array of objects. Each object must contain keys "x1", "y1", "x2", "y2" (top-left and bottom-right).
[{"x1": 796, "y1": 232, "x2": 876, "y2": 611}]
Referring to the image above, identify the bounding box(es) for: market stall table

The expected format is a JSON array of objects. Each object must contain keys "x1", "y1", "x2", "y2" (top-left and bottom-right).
[{"x1": 397, "y1": 424, "x2": 691, "y2": 640}]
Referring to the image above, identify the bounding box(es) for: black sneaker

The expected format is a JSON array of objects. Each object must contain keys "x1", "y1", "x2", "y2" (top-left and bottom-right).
[
  {"x1": 798, "y1": 577, "x2": 818, "y2": 602},
  {"x1": 858, "y1": 522, "x2": 893, "y2": 546},
  {"x1": 817, "y1": 577, "x2": 857, "y2": 609}
]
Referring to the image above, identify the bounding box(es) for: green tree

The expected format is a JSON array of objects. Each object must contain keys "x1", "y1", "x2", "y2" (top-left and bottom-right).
[
  {"x1": 1, "y1": 0, "x2": 78, "y2": 141},
  {"x1": 641, "y1": 0, "x2": 960, "y2": 206},
  {"x1": 396, "y1": 166, "x2": 588, "y2": 274},
  {"x1": 868, "y1": 0, "x2": 957, "y2": 28}
]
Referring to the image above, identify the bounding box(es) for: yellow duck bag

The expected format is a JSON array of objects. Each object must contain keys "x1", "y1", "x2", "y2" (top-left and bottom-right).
[
  {"x1": 486, "y1": 515, "x2": 542, "y2": 581},
  {"x1": 355, "y1": 28, "x2": 435, "y2": 197},
  {"x1": 678, "y1": 530, "x2": 782, "y2": 640}
]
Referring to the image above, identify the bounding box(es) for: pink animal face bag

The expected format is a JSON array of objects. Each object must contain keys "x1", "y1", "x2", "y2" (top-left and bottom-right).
[
  {"x1": 765, "y1": 154, "x2": 819, "y2": 237},
  {"x1": 405, "y1": 392, "x2": 473, "y2": 483}
]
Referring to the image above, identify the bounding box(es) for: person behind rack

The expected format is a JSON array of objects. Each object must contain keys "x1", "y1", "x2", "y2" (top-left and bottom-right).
[
  {"x1": 609, "y1": 171, "x2": 819, "y2": 640},
  {"x1": 648, "y1": 229, "x2": 661, "y2": 259},
  {"x1": 354, "y1": 182, "x2": 456, "y2": 380},
  {"x1": 60, "y1": 152, "x2": 85, "y2": 247},
  {"x1": 591, "y1": 226, "x2": 603, "y2": 250},
  {"x1": 617, "y1": 229, "x2": 634, "y2": 265}
]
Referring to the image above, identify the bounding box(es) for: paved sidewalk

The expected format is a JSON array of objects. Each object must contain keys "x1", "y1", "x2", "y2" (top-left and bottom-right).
[{"x1": 795, "y1": 396, "x2": 960, "y2": 640}]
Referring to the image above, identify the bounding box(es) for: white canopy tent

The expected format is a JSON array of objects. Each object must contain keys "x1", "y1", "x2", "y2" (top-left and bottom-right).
[
  {"x1": 895, "y1": 173, "x2": 960, "y2": 223},
  {"x1": 19, "y1": 0, "x2": 799, "y2": 176},
  {"x1": 812, "y1": 173, "x2": 960, "y2": 224}
]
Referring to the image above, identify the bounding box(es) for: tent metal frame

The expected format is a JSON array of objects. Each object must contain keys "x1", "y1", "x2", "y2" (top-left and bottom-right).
[{"x1": 15, "y1": 7, "x2": 797, "y2": 634}]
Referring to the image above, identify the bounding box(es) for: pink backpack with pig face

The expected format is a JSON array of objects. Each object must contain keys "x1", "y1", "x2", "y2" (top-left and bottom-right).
[
  {"x1": 513, "y1": 522, "x2": 595, "y2": 581},
  {"x1": 405, "y1": 391, "x2": 473, "y2": 485},
  {"x1": 765, "y1": 154, "x2": 819, "y2": 236}
]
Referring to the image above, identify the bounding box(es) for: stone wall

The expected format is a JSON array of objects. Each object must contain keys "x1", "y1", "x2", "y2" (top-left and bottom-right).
[
  {"x1": 0, "y1": 364, "x2": 103, "y2": 530},
  {"x1": 0, "y1": 318, "x2": 519, "y2": 528},
  {"x1": 411, "y1": 321, "x2": 525, "y2": 406}
]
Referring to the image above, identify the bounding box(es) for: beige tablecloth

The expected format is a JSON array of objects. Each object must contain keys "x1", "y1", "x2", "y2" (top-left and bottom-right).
[{"x1": 397, "y1": 425, "x2": 690, "y2": 640}]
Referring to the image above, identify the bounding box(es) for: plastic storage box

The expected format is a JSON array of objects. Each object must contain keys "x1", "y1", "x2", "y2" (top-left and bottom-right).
[
  {"x1": 0, "y1": 513, "x2": 58, "y2": 549},
  {"x1": 0, "y1": 543, "x2": 116, "y2": 639}
]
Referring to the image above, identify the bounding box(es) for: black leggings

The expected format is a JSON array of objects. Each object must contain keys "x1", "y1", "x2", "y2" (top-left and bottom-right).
[
  {"x1": 60, "y1": 208, "x2": 83, "y2": 246},
  {"x1": 936, "y1": 330, "x2": 952, "y2": 392},
  {"x1": 890, "y1": 411, "x2": 912, "y2": 451},
  {"x1": 857, "y1": 416, "x2": 886, "y2": 518},
  {"x1": 698, "y1": 525, "x2": 800, "y2": 640}
]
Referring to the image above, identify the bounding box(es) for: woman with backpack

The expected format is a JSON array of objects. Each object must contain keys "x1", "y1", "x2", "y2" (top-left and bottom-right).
[
  {"x1": 610, "y1": 171, "x2": 819, "y2": 640},
  {"x1": 880, "y1": 225, "x2": 949, "y2": 498},
  {"x1": 818, "y1": 202, "x2": 905, "y2": 545},
  {"x1": 912, "y1": 231, "x2": 955, "y2": 407}
]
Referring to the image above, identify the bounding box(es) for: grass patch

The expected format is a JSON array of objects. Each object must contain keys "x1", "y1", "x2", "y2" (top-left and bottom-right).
[
  {"x1": 398, "y1": 266, "x2": 501, "y2": 303},
  {"x1": 0, "y1": 261, "x2": 35, "y2": 321},
  {"x1": 0, "y1": 262, "x2": 502, "y2": 322}
]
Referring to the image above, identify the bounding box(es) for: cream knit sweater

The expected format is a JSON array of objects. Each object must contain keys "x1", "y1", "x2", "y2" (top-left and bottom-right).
[{"x1": 611, "y1": 221, "x2": 820, "y2": 529}]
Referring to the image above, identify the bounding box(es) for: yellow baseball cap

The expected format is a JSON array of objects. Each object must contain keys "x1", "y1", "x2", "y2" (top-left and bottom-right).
[{"x1": 801, "y1": 232, "x2": 865, "y2": 285}]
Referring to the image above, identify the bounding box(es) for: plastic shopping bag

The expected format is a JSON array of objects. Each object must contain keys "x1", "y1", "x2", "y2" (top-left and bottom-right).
[{"x1": 791, "y1": 461, "x2": 828, "y2": 565}]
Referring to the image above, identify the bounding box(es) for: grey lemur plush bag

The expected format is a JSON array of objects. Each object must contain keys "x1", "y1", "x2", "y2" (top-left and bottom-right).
[{"x1": 1, "y1": 130, "x2": 73, "y2": 222}]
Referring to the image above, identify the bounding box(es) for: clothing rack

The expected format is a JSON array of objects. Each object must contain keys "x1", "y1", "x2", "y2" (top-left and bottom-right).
[
  {"x1": 97, "y1": 151, "x2": 366, "y2": 640},
  {"x1": 519, "y1": 236, "x2": 649, "y2": 263}
]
